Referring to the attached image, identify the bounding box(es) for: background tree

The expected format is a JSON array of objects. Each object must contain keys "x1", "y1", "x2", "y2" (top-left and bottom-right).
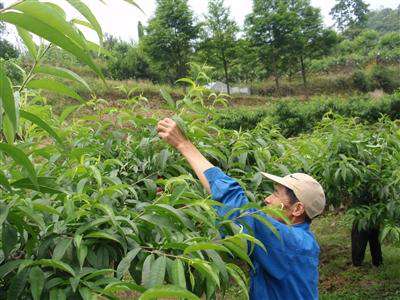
[
  {"x1": 288, "y1": 0, "x2": 338, "y2": 90},
  {"x1": 197, "y1": 0, "x2": 238, "y2": 94},
  {"x1": 366, "y1": 6, "x2": 400, "y2": 34},
  {"x1": 0, "y1": 1, "x2": 19, "y2": 60},
  {"x1": 231, "y1": 38, "x2": 261, "y2": 84},
  {"x1": 137, "y1": 21, "x2": 144, "y2": 40},
  {"x1": 142, "y1": 0, "x2": 199, "y2": 83},
  {"x1": 106, "y1": 40, "x2": 153, "y2": 80},
  {"x1": 245, "y1": 0, "x2": 296, "y2": 93},
  {"x1": 330, "y1": 0, "x2": 370, "y2": 35}
]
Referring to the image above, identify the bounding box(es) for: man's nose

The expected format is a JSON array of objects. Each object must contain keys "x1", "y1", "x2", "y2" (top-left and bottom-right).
[{"x1": 264, "y1": 195, "x2": 272, "y2": 204}]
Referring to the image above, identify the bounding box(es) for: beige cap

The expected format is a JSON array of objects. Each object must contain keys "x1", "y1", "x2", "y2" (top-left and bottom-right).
[{"x1": 261, "y1": 172, "x2": 326, "y2": 219}]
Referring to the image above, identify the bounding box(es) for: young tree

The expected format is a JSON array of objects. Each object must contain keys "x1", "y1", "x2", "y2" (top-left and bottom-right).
[
  {"x1": 0, "y1": 1, "x2": 19, "y2": 60},
  {"x1": 137, "y1": 21, "x2": 144, "y2": 40},
  {"x1": 197, "y1": 0, "x2": 238, "y2": 94},
  {"x1": 330, "y1": 0, "x2": 370, "y2": 34},
  {"x1": 366, "y1": 6, "x2": 400, "y2": 34},
  {"x1": 245, "y1": 0, "x2": 296, "y2": 93},
  {"x1": 289, "y1": 1, "x2": 338, "y2": 90},
  {"x1": 143, "y1": 0, "x2": 199, "y2": 83}
]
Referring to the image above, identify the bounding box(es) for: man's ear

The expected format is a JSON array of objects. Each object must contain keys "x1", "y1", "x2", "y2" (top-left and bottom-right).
[{"x1": 292, "y1": 202, "x2": 305, "y2": 217}]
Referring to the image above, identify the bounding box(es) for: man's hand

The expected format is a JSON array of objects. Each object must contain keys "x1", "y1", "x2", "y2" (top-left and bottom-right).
[
  {"x1": 157, "y1": 117, "x2": 213, "y2": 193},
  {"x1": 157, "y1": 118, "x2": 188, "y2": 150}
]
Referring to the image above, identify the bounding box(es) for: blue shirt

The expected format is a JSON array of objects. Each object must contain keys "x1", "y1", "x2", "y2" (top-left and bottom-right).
[{"x1": 204, "y1": 167, "x2": 320, "y2": 300}]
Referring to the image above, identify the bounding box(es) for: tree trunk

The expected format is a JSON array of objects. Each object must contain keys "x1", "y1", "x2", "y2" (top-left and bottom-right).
[
  {"x1": 300, "y1": 55, "x2": 309, "y2": 98},
  {"x1": 223, "y1": 59, "x2": 230, "y2": 95},
  {"x1": 271, "y1": 54, "x2": 280, "y2": 95},
  {"x1": 221, "y1": 49, "x2": 230, "y2": 95}
]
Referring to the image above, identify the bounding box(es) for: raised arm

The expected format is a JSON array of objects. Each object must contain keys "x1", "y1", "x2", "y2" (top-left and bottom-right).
[{"x1": 157, "y1": 118, "x2": 214, "y2": 193}]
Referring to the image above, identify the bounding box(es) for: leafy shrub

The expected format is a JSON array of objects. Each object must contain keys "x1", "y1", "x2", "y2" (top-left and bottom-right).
[
  {"x1": 0, "y1": 39, "x2": 19, "y2": 59},
  {"x1": 352, "y1": 70, "x2": 372, "y2": 92},
  {"x1": 371, "y1": 65, "x2": 400, "y2": 93},
  {"x1": 215, "y1": 93, "x2": 400, "y2": 136},
  {"x1": 2, "y1": 58, "x2": 24, "y2": 84},
  {"x1": 107, "y1": 42, "x2": 155, "y2": 81}
]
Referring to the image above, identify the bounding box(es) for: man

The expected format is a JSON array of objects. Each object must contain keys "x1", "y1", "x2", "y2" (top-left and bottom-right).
[{"x1": 157, "y1": 117, "x2": 326, "y2": 300}]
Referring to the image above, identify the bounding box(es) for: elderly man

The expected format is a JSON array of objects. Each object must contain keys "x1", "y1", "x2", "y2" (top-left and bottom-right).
[{"x1": 157, "y1": 117, "x2": 326, "y2": 300}]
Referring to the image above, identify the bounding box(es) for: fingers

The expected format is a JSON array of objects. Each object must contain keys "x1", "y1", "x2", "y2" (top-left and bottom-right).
[
  {"x1": 157, "y1": 123, "x2": 169, "y2": 133},
  {"x1": 158, "y1": 132, "x2": 168, "y2": 139}
]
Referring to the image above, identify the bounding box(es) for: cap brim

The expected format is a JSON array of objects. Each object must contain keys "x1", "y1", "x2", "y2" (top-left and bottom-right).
[{"x1": 260, "y1": 172, "x2": 294, "y2": 190}]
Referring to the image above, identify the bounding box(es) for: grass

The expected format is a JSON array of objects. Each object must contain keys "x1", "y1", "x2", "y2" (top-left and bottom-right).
[{"x1": 314, "y1": 213, "x2": 400, "y2": 299}]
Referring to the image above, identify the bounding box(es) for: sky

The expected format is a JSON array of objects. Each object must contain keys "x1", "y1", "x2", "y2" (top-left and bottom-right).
[{"x1": 2, "y1": 0, "x2": 399, "y2": 46}]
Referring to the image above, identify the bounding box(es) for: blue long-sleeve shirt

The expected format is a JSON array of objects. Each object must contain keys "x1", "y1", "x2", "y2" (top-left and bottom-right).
[{"x1": 204, "y1": 167, "x2": 320, "y2": 300}]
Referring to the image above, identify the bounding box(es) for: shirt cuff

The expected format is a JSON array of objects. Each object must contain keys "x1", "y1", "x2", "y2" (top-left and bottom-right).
[{"x1": 204, "y1": 167, "x2": 225, "y2": 186}]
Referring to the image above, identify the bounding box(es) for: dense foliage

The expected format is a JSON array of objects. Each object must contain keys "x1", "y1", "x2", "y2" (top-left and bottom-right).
[{"x1": 215, "y1": 93, "x2": 400, "y2": 134}]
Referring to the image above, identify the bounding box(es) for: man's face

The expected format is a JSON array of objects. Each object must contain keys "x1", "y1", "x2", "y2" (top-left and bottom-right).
[
  {"x1": 263, "y1": 183, "x2": 292, "y2": 208},
  {"x1": 263, "y1": 184, "x2": 297, "y2": 222},
  {"x1": 264, "y1": 183, "x2": 307, "y2": 223}
]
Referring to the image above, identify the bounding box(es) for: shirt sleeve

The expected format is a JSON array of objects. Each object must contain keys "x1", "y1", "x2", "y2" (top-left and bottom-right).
[
  {"x1": 203, "y1": 167, "x2": 254, "y2": 232},
  {"x1": 204, "y1": 167, "x2": 290, "y2": 279},
  {"x1": 204, "y1": 167, "x2": 291, "y2": 279}
]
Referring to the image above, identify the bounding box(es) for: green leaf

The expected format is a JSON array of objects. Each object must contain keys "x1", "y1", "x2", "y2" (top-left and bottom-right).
[
  {"x1": 176, "y1": 78, "x2": 196, "y2": 87},
  {"x1": 29, "y1": 266, "x2": 45, "y2": 300},
  {"x1": 169, "y1": 259, "x2": 186, "y2": 289},
  {"x1": 79, "y1": 287, "x2": 94, "y2": 300},
  {"x1": 11, "y1": 177, "x2": 64, "y2": 194},
  {"x1": 13, "y1": 1, "x2": 87, "y2": 49},
  {"x1": 49, "y1": 289, "x2": 67, "y2": 300},
  {"x1": 27, "y1": 79, "x2": 84, "y2": 102},
  {"x1": 0, "y1": 64, "x2": 17, "y2": 136},
  {"x1": 2, "y1": 223, "x2": 18, "y2": 258},
  {"x1": 160, "y1": 88, "x2": 175, "y2": 109},
  {"x1": 138, "y1": 285, "x2": 200, "y2": 300},
  {"x1": 0, "y1": 202, "x2": 10, "y2": 226},
  {"x1": 20, "y1": 110, "x2": 64, "y2": 145},
  {"x1": 191, "y1": 259, "x2": 220, "y2": 288},
  {"x1": 17, "y1": 27, "x2": 37, "y2": 58},
  {"x1": 7, "y1": 268, "x2": 29, "y2": 299},
  {"x1": 85, "y1": 231, "x2": 121, "y2": 245},
  {"x1": 0, "y1": 170, "x2": 12, "y2": 191},
  {"x1": 147, "y1": 255, "x2": 166, "y2": 288},
  {"x1": 65, "y1": 0, "x2": 103, "y2": 42},
  {"x1": 226, "y1": 264, "x2": 249, "y2": 300},
  {"x1": 141, "y1": 254, "x2": 154, "y2": 288},
  {"x1": 83, "y1": 269, "x2": 114, "y2": 281},
  {"x1": 89, "y1": 165, "x2": 102, "y2": 188},
  {"x1": 17, "y1": 205, "x2": 45, "y2": 229},
  {"x1": 184, "y1": 242, "x2": 232, "y2": 255},
  {"x1": 116, "y1": 247, "x2": 141, "y2": 279},
  {"x1": 0, "y1": 12, "x2": 103, "y2": 79},
  {"x1": 34, "y1": 66, "x2": 91, "y2": 92},
  {"x1": 3, "y1": 115, "x2": 15, "y2": 144},
  {"x1": 104, "y1": 281, "x2": 145, "y2": 293},
  {"x1": 227, "y1": 233, "x2": 267, "y2": 253},
  {"x1": 149, "y1": 204, "x2": 194, "y2": 230},
  {"x1": 71, "y1": 18, "x2": 94, "y2": 30},
  {"x1": 34, "y1": 259, "x2": 76, "y2": 276},
  {"x1": 59, "y1": 105, "x2": 81, "y2": 123},
  {"x1": 77, "y1": 244, "x2": 88, "y2": 269},
  {"x1": 52, "y1": 238, "x2": 72, "y2": 260},
  {"x1": 0, "y1": 260, "x2": 25, "y2": 278},
  {"x1": 222, "y1": 241, "x2": 253, "y2": 268}
]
